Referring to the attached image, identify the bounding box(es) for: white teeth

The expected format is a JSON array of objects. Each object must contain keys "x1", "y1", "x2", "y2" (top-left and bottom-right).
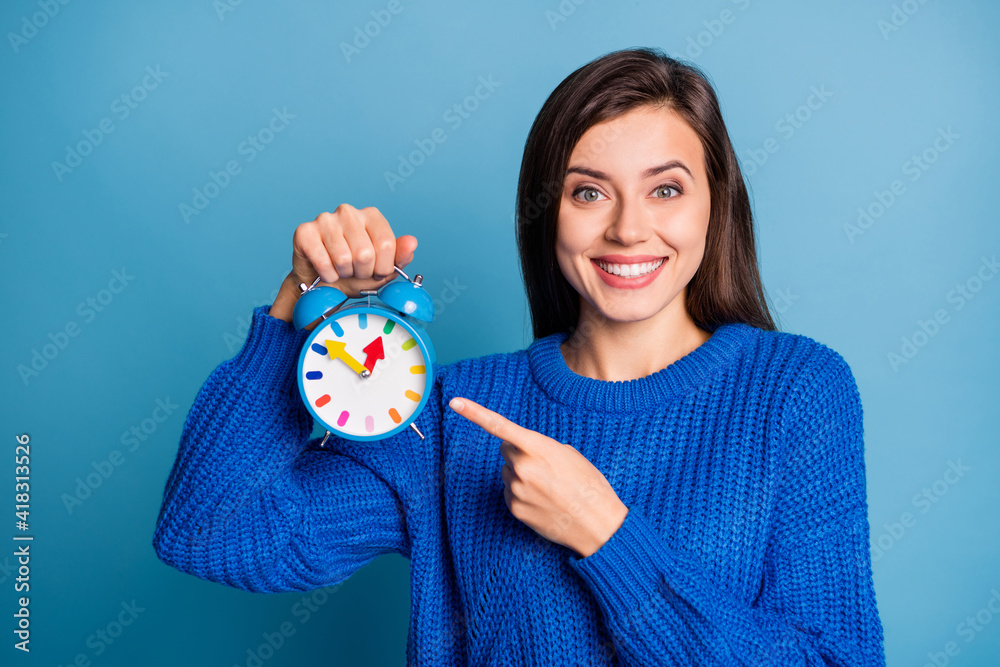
[{"x1": 595, "y1": 258, "x2": 664, "y2": 278}]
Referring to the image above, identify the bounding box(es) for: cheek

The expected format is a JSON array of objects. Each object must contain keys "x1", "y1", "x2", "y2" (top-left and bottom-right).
[
  {"x1": 678, "y1": 224, "x2": 708, "y2": 254},
  {"x1": 672, "y1": 201, "x2": 711, "y2": 253},
  {"x1": 554, "y1": 231, "x2": 580, "y2": 284},
  {"x1": 672, "y1": 207, "x2": 710, "y2": 280},
  {"x1": 554, "y1": 218, "x2": 593, "y2": 294}
]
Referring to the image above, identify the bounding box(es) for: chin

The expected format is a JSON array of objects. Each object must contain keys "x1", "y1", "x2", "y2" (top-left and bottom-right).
[{"x1": 589, "y1": 299, "x2": 665, "y2": 324}]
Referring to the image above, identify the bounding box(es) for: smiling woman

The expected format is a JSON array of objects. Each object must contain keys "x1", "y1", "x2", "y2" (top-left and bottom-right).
[
  {"x1": 554, "y1": 105, "x2": 714, "y2": 380},
  {"x1": 153, "y1": 46, "x2": 886, "y2": 666}
]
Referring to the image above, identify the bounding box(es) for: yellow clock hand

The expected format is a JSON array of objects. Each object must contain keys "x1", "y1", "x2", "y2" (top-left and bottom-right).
[{"x1": 325, "y1": 340, "x2": 367, "y2": 376}]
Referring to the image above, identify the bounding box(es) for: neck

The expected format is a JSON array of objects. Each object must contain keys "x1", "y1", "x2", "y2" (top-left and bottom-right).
[{"x1": 560, "y1": 291, "x2": 712, "y2": 382}]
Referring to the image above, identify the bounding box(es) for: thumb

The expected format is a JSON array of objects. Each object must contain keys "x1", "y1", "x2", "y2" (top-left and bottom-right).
[{"x1": 395, "y1": 235, "x2": 418, "y2": 269}]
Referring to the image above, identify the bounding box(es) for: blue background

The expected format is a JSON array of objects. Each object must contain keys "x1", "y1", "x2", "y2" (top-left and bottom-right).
[{"x1": 1, "y1": 0, "x2": 998, "y2": 665}]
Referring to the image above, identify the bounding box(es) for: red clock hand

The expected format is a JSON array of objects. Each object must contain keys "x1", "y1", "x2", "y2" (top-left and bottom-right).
[{"x1": 362, "y1": 336, "x2": 385, "y2": 373}]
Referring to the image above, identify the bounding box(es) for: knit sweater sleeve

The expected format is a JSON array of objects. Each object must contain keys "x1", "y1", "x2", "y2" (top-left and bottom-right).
[
  {"x1": 566, "y1": 347, "x2": 886, "y2": 666},
  {"x1": 152, "y1": 305, "x2": 437, "y2": 593}
]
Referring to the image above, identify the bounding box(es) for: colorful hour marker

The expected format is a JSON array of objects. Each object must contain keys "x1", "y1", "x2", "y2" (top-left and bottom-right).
[
  {"x1": 337, "y1": 410, "x2": 349, "y2": 427},
  {"x1": 306, "y1": 371, "x2": 323, "y2": 380},
  {"x1": 358, "y1": 313, "x2": 367, "y2": 329},
  {"x1": 410, "y1": 365, "x2": 425, "y2": 374},
  {"x1": 402, "y1": 338, "x2": 416, "y2": 351},
  {"x1": 316, "y1": 394, "x2": 331, "y2": 408},
  {"x1": 388, "y1": 408, "x2": 401, "y2": 424},
  {"x1": 330, "y1": 321, "x2": 344, "y2": 337},
  {"x1": 365, "y1": 415, "x2": 374, "y2": 432},
  {"x1": 383, "y1": 320, "x2": 395, "y2": 334},
  {"x1": 311, "y1": 343, "x2": 328, "y2": 356},
  {"x1": 405, "y1": 390, "x2": 421, "y2": 402}
]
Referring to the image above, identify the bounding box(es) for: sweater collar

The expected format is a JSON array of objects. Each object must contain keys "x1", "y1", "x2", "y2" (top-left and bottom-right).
[{"x1": 527, "y1": 323, "x2": 759, "y2": 413}]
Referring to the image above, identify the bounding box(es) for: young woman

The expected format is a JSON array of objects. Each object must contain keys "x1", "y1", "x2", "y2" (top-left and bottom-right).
[{"x1": 154, "y1": 47, "x2": 886, "y2": 665}]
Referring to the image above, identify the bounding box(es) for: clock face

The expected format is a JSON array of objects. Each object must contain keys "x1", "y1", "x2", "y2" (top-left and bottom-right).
[{"x1": 298, "y1": 307, "x2": 431, "y2": 440}]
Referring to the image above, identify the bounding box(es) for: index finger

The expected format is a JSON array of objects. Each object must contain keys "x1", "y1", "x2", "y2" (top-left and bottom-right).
[{"x1": 448, "y1": 396, "x2": 534, "y2": 446}]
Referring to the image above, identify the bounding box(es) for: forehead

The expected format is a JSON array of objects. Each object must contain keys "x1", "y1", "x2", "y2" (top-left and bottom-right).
[{"x1": 568, "y1": 106, "x2": 705, "y2": 176}]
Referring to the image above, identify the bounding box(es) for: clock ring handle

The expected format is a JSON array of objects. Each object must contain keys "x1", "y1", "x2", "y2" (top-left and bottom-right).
[
  {"x1": 392, "y1": 265, "x2": 422, "y2": 287},
  {"x1": 303, "y1": 275, "x2": 323, "y2": 292},
  {"x1": 302, "y1": 265, "x2": 421, "y2": 293}
]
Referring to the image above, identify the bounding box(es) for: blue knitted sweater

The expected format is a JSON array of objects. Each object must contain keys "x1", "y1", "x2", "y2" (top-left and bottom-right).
[{"x1": 153, "y1": 305, "x2": 886, "y2": 666}]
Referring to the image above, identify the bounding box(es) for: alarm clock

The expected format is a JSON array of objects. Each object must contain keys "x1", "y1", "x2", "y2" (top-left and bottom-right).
[{"x1": 291, "y1": 265, "x2": 436, "y2": 444}]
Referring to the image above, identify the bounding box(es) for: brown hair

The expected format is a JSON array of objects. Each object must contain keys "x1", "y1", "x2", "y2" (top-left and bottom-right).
[{"x1": 515, "y1": 47, "x2": 777, "y2": 339}]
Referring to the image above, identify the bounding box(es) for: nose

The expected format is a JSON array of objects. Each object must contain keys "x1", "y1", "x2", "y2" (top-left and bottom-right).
[{"x1": 604, "y1": 196, "x2": 651, "y2": 246}]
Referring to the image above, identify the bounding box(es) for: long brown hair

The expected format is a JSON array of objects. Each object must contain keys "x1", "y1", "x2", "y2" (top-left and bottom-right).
[{"x1": 515, "y1": 47, "x2": 776, "y2": 339}]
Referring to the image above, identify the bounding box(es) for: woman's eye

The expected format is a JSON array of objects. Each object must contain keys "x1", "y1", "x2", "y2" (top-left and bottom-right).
[
  {"x1": 654, "y1": 184, "x2": 680, "y2": 199},
  {"x1": 573, "y1": 187, "x2": 605, "y2": 203}
]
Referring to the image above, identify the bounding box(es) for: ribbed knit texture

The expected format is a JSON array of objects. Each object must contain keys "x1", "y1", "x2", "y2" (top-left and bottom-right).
[{"x1": 153, "y1": 305, "x2": 886, "y2": 666}]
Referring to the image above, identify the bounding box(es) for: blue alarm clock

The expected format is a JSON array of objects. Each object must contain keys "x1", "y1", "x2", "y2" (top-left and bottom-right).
[{"x1": 292, "y1": 265, "x2": 436, "y2": 444}]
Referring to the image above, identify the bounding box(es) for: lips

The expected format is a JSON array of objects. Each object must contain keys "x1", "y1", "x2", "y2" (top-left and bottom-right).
[
  {"x1": 590, "y1": 256, "x2": 667, "y2": 289},
  {"x1": 593, "y1": 257, "x2": 665, "y2": 278},
  {"x1": 593, "y1": 254, "x2": 664, "y2": 264}
]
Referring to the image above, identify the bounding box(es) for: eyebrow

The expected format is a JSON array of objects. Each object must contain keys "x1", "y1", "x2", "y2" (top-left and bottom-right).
[{"x1": 565, "y1": 160, "x2": 694, "y2": 182}]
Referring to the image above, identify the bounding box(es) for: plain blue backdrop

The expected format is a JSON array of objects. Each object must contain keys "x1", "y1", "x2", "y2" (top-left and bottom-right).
[{"x1": 1, "y1": 1, "x2": 998, "y2": 665}]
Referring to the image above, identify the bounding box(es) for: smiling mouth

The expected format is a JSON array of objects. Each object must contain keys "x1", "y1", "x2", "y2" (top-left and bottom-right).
[{"x1": 593, "y1": 257, "x2": 665, "y2": 278}]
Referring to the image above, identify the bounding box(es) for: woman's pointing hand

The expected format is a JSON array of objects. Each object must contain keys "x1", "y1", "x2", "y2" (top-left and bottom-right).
[{"x1": 448, "y1": 396, "x2": 628, "y2": 558}]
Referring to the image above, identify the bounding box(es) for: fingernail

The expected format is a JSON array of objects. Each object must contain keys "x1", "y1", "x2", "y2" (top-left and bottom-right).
[{"x1": 449, "y1": 398, "x2": 465, "y2": 412}]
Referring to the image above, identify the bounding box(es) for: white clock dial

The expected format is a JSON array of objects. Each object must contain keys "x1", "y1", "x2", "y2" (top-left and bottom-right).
[{"x1": 299, "y1": 310, "x2": 429, "y2": 437}]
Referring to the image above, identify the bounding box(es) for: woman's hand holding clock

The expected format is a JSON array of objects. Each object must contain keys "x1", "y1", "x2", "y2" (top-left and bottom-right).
[
  {"x1": 448, "y1": 396, "x2": 629, "y2": 559},
  {"x1": 270, "y1": 204, "x2": 418, "y2": 325}
]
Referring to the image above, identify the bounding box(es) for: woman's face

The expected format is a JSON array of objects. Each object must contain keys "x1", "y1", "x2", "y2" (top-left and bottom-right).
[{"x1": 555, "y1": 105, "x2": 711, "y2": 326}]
